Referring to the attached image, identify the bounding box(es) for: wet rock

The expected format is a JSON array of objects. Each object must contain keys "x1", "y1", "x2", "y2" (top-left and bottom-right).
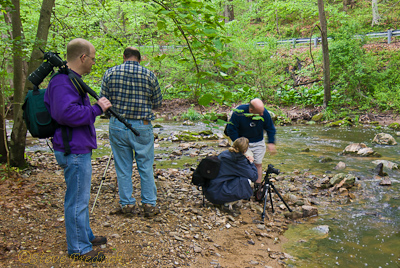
[
  {"x1": 372, "y1": 133, "x2": 397, "y2": 145},
  {"x1": 182, "y1": 120, "x2": 195, "y2": 126},
  {"x1": 379, "y1": 177, "x2": 392, "y2": 186},
  {"x1": 343, "y1": 143, "x2": 367, "y2": 153},
  {"x1": 218, "y1": 139, "x2": 230, "y2": 147},
  {"x1": 372, "y1": 160, "x2": 398, "y2": 170},
  {"x1": 325, "y1": 119, "x2": 353, "y2": 127},
  {"x1": 313, "y1": 225, "x2": 329, "y2": 234},
  {"x1": 319, "y1": 156, "x2": 333, "y2": 163},
  {"x1": 311, "y1": 113, "x2": 324, "y2": 122},
  {"x1": 373, "y1": 163, "x2": 385, "y2": 176},
  {"x1": 388, "y1": 122, "x2": 400, "y2": 130},
  {"x1": 357, "y1": 148, "x2": 380, "y2": 157},
  {"x1": 283, "y1": 211, "x2": 303, "y2": 220},
  {"x1": 334, "y1": 161, "x2": 346, "y2": 170},
  {"x1": 302, "y1": 205, "x2": 318, "y2": 218}
]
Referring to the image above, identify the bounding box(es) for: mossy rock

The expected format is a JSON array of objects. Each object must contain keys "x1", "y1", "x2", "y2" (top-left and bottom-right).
[
  {"x1": 388, "y1": 122, "x2": 400, "y2": 130},
  {"x1": 325, "y1": 120, "x2": 353, "y2": 127},
  {"x1": 311, "y1": 113, "x2": 324, "y2": 122},
  {"x1": 199, "y1": 130, "x2": 213, "y2": 135}
]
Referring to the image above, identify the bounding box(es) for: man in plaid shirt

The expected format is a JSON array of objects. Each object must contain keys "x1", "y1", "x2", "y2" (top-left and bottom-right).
[{"x1": 100, "y1": 47, "x2": 162, "y2": 217}]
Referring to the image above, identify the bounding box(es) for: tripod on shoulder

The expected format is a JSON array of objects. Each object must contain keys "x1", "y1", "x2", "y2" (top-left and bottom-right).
[{"x1": 254, "y1": 164, "x2": 292, "y2": 222}]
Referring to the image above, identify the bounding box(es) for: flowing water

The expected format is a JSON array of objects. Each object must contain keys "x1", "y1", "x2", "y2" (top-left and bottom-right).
[{"x1": 14, "y1": 119, "x2": 400, "y2": 267}]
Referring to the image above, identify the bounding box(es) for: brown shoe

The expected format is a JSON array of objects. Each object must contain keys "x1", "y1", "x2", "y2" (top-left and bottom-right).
[
  {"x1": 110, "y1": 204, "x2": 140, "y2": 216},
  {"x1": 69, "y1": 250, "x2": 105, "y2": 262},
  {"x1": 121, "y1": 204, "x2": 140, "y2": 215},
  {"x1": 91, "y1": 236, "x2": 107, "y2": 246},
  {"x1": 142, "y1": 203, "x2": 160, "y2": 218}
]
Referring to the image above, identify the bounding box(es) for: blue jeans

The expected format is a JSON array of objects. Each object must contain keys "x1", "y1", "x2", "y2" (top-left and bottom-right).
[
  {"x1": 54, "y1": 151, "x2": 95, "y2": 255},
  {"x1": 109, "y1": 117, "x2": 157, "y2": 207}
]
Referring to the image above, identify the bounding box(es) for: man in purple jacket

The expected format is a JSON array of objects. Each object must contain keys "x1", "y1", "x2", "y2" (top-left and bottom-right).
[{"x1": 44, "y1": 38, "x2": 112, "y2": 262}]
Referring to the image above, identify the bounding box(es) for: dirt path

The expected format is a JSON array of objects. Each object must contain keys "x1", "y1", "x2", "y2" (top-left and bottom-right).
[{"x1": 0, "y1": 151, "x2": 291, "y2": 268}]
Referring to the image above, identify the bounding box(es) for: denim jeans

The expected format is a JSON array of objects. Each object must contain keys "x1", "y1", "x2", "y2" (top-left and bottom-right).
[
  {"x1": 109, "y1": 117, "x2": 157, "y2": 207},
  {"x1": 54, "y1": 151, "x2": 95, "y2": 255}
]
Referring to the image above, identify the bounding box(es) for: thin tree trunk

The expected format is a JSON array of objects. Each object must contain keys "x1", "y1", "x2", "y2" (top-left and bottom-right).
[
  {"x1": 371, "y1": 0, "x2": 381, "y2": 26},
  {"x1": 9, "y1": 0, "x2": 55, "y2": 167},
  {"x1": 317, "y1": 0, "x2": 331, "y2": 107},
  {"x1": 223, "y1": 0, "x2": 234, "y2": 22},
  {"x1": 343, "y1": 0, "x2": 348, "y2": 12}
]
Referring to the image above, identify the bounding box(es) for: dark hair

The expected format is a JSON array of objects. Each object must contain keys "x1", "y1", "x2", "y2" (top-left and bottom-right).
[{"x1": 124, "y1": 47, "x2": 141, "y2": 61}]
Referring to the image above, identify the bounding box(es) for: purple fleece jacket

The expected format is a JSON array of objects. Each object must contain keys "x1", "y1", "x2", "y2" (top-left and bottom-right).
[{"x1": 44, "y1": 71, "x2": 103, "y2": 154}]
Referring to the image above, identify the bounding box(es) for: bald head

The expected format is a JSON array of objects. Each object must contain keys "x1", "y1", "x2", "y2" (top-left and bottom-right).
[
  {"x1": 249, "y1": 98, "x2": 265, "y2": 116},
  {"x1": 66, "y1": 38, "x2": 93, "y2": 62},
  {"x1": 123, "y1": 47, "x2": 141, "y2": 62}
]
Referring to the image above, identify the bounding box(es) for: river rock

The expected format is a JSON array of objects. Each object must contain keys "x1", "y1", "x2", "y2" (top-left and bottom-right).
[
  {"x1": 379, "y1": 177, "x2": 392, "y2": 186},
  {"x1": 343, "y1": 143, "x2": 367, "y2": 154},
  {"x1": 372, "y1": 160, "x2": 398, "y2": 170},
  {"x1": 334, "y1": 161, "x2": 346, "y2": 170},
  {"x1": 372, "y1": 133, "x2": 397, "y2": 145},
  {"x1": 302, "y1": 205, "x2": 318, "y2": 217},
  {"x1": 313, "y1": 225, "x2": 329, "y2": 234},
  {"x1": 329, "y1": 173, "x2": 356, "y2": 188},
  {"x1": 311, "y1": 112, "x2": 324, "y2": 122},
  {"x1": 342, "y1": 143, "x2": 380, "y2": 157},
  {"x1": 373, "y1": 163, "x2": 385, "y2": 176}
]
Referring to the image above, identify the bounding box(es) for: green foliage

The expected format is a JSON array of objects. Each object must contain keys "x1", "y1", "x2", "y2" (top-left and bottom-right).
[
  {"x1": 4, "y1": 0, "x2": 400, "y2": 116},
  {"x1": 276, "y1": 83, "x2": 345, "y2": 107},
  {"x1": 181, "y1": 106, "x2": 202, "y2": 121}
]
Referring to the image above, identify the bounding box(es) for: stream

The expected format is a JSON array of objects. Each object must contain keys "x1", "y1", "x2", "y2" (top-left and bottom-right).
[{"x1": 15, "y1": 119, "x2": 400, "y2": 267}]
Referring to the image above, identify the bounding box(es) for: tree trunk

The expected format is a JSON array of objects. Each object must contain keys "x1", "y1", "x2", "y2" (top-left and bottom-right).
[
  {"x1": 0, "y1": 86, "x2": 8, "y2": 164},
  {"x1": 343, "y1": 0, "x2": 348, "y2": 12},
  {"x1": 223, "y1": 0, "x2": 234, "y2": 22},
  {"x1": 371, "y1": 0, "x2": 381, "y2": 26},
  {"x1": 0, "y1": 11, "x2": 13, "y2": 164},
  {"x1": 9, "y1": 0, "x2": 55, "y2": 167},
  {"x1": 317, "y1": 0, "x2": 331, "y2": 107}
]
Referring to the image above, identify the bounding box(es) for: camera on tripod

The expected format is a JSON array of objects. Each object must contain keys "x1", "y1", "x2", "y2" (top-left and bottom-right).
[
  {"x1": 254, "y1": 164, "x2": 292, "y2": 221},
  {"x1": 266, "y1": 164, "x2": 280, "y2": 176},
  {"x1": 28, "y1": 51, "x2": 66, "y2": 87}
]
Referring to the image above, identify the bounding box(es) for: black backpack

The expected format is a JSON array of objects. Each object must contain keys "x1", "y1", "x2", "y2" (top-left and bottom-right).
[
  {"x1": 192, "y1": 156, "x2": 221, "y2": 206},
  {"x1": 192, "y1": 156, "x2": 221, "y2": 187},
  {"x1": 22, "y1": 87, "x2": 58, "y2": 139}
]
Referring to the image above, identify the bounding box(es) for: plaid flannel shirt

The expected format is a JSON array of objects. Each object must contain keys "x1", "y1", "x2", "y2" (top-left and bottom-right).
[{"x1": 100, "y1": 61, "x2": 162, "y2": 120}]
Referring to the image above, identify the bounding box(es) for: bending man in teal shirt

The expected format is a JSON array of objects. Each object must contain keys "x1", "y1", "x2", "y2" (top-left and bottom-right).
[{"x1": 226, "y1": 98, "x2": 277, "y2": 184}]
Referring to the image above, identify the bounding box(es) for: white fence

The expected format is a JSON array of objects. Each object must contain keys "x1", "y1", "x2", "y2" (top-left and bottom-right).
[
  {"x1": 256, "y1": 29, "x2": 400, "y2": 48},
  {"x1": 137, "y1": 29, "x2": 399, "y2": 52}
]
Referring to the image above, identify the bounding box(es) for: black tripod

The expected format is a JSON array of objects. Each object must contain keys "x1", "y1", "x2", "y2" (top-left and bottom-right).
[{"x1": 256, "y1": 164, "x2": 292, "y2": 222}]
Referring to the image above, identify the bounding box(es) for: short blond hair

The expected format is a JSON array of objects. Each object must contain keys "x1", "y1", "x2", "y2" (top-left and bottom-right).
[
  {"x1": 66, "y1": 38, "x2": 91, "y2": 62},
  {"x1": 229, "y1": 137, "x2": 249, "y2": 154}
]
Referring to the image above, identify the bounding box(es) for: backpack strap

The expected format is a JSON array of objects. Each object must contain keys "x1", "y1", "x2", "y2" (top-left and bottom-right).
[
  {"x1": 51, "y1": 70, "x2": 86, "y2": 156},
  {"x1": 61, "y1": 126, "x2": 72, "y2": 156}
]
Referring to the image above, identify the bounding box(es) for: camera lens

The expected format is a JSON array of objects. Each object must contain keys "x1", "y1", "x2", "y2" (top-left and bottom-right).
[{"x1": 28, "y1": 61, "x2": 54, "y2": 87}]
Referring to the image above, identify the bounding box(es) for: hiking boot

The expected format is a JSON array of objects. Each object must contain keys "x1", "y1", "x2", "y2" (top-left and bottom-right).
[
  {"x1": 142, "y1": 203, "x2": 160, "y2": 218},
  {"x1": 69, "y1": 250, "x2": 105, "y2": 263},
  {"x1": 110, "y1": 203, "x2": 140, "y2": 216},
  {"x1": 121, "y1": 204, "x2": 140, "y2": 217},
  {"x1": 91, "y1": 236, "x2": 107, "y2": 246}
]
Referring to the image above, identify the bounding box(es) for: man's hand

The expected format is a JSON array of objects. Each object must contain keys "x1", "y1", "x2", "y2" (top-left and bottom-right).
[
  {"x1": 267, "y1": 143, "x2": 277, "y2": 155},
  {"x1": 97, "y1": 97, "x2": 112, "y2": 112}
]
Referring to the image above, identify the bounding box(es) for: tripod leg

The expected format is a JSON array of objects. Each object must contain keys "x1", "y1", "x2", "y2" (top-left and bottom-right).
[
  {"x1": 261, "y1": 184, "x2": 270, "y2": 222},
  {"x1": 270, "y1": 183, "x2": 292, "y2": 212},
  {"x1": 91, "y1": 151, "x2": 113, "y2": 213},
  {"x1": 268, "y1": 186, "x2": 275, "y2": 213}
]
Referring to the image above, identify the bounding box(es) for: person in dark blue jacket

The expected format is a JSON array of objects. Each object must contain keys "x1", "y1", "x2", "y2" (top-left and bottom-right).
[
  {"x1": 226, "y1": 98, "x2": 277, "y2": 185},
  {"x1": 204, "y1": 137, "x2": 258, "y2": 205}
]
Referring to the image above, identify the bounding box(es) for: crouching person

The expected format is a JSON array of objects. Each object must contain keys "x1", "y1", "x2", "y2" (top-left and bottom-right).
[{"x1": 204, "y1": 137, "x2": 258, "y2": 207}]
